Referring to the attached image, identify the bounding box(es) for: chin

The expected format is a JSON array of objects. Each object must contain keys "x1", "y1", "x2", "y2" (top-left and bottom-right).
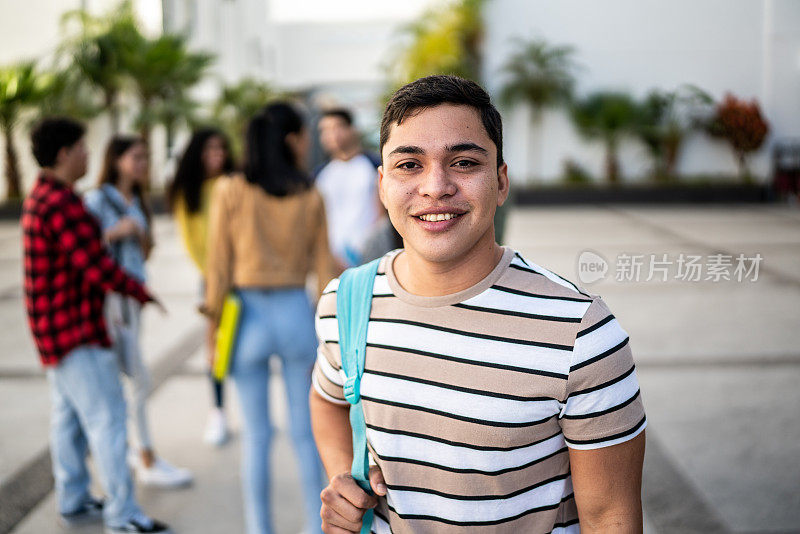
[{"x1": 406, "y1": 237, "x2": 477, "y2": 265}]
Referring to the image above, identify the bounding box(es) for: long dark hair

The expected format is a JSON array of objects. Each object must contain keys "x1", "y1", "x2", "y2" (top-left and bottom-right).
[
  {"x1": 244, "y1": 102, "x2": 310, "y2": 196},
  {"x1": 97, "y1": 136, "x2": 152, "y2": 226},
  {"x1": 168, "y1": 128, "x2": 234, "y2": 214}
]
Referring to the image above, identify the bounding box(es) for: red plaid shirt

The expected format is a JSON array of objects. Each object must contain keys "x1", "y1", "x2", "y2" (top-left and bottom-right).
[{"x1": 22, "y1": 173, "x2": 152, "y2": 366}]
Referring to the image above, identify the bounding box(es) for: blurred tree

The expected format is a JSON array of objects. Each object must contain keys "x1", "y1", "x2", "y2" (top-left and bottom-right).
[
  {"x1": 212, "y1": 78, "x2": 277, "y2": 159},
  {"x1": 0, "y1": 62, "x2": 49, "y2": 200},
  {"x1": 570, "y1": 91, "x2": 640, "y2": 183},
  {"x1": 34, "y1": 66, "x2": 102, "y2": 122},
  {"x1": 384, "y1": 0, "x2": 484, "y2": 97},
  {"x1": 706, "y1": 93, "x2": 769, "y2": 182},
  {"x1": 499, "y1": 38, "x2": 576, "y2": 114},
  {"x1": 59, "y1": 1, "x2": 141, "y2": 133},
  {"x1": 122, "y1": 33, "x2": 214, "y2": 155},
  {"x1": 634, "y1": 85, "x2": 713, "y2": 181},
  {"x1": 499, "y1": 38, "x2": 577, "y2": 182}
]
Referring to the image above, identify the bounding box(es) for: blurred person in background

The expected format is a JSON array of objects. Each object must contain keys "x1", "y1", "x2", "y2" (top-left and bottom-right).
[
  {"x1": 168, "y1": 128, "x2": 236, "y2": 446},
  {"x1": 315, "y1": 108, "x2": 381, "y2": 268},
  {"x1": 202, "y1": 102, "x2": 339, "y2": 534},
  {"x1": 85, "y1": 136, "x2": 193, "y2": 489},
  {"x1": 23, "y1": 118, "x2": 171, "y2": 534}
]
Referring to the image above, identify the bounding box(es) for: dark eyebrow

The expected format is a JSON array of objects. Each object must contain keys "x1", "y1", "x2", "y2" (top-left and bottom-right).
[
  {"x1": 446, "y1": 142, "x2": 488, "y2": 155},
  {"x1": 388, "y1": 145, "x2": 424, "y2": 157},
  {"x1": 388, "y1": 143, "x2": 488, "y2": 158}
]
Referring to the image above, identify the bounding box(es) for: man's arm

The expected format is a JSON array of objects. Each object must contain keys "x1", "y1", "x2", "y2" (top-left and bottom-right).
[
  {"x1": 310, "y1": 388, "x2": 386, "y2": 533},
  {"x1": 569, "y1": 431, "x2": 646, "y2": 533},
  {"x1": 310, "y1": 388, "x2": 355, "y2": 477},
  {"x1": 51, "y1": 197, "x2": 152, "y2": 304}
]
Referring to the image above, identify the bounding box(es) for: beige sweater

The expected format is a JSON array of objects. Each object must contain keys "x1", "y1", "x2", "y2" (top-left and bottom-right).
[{"x1": 202, "y1": 174, "x2": 340, "y2": 321}]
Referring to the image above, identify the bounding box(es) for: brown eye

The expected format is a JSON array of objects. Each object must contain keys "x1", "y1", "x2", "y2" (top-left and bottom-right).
[
  {"x1": 397, "y1": 162, "x2": 419, "y2": 170},
  {"x1": 454, "y1": 160, "x2": 477, "y2": 168}
]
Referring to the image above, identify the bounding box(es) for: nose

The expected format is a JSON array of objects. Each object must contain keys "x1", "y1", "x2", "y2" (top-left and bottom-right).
[{"x1": 417, "y1": 163, "x2": 457, "y2": 199}]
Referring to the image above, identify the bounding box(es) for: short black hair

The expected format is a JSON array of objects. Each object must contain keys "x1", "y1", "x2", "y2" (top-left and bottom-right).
[
  {"x1": 380, "y1": 75, "x2": 504, "y2": 167},
  {"x1": 321, "y1": 108, "x2": 353, "y2": 127},
  {"x1": 30, "y1": 117, "x2": 86, "y2": 167}
]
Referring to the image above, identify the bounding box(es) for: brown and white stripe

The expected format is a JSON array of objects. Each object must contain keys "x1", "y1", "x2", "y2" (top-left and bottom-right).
[{"x1": 312, "y1": 247, "x2": 646, "y2": 533}]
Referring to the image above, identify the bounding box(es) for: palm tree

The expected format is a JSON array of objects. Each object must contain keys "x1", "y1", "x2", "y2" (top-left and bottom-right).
[
  {"x1": 212, "y1": 78, "x2": 277, "y2": 159},
  {"x1": 59, "y1": 1, "x2": 141, "y2": 133},
  {"x1": 35, "y1": 66, "x2": 102, "y2": 122},
  {"x1": 499, "y1": 38, "x2": 577, "y2": 182},
  {"x1": 384, "y1": 0, "x2": 484, "y2": 99},
  {"x1": 570, "y1": 91, "x2": 640, "y2": 184},
  {"x1": 0, "y1": 62, "x2": 48, "y2": 200},
  {"x1": 122, "y1": 33, "x2": 214, "y2": 152},
  {"x1": 634, "y1": 85, "x2": 713, "y2": 181}
]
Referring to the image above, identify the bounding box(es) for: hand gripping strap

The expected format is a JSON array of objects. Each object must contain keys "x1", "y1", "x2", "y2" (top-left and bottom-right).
[{"x1": 336, "y1": 258, "x2": 381, "y2": 534}]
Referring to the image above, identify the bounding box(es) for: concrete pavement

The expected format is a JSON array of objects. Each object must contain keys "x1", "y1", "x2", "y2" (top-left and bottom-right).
[{"x1": 1, "y1": 204, "x2": 799, "y2": 533}]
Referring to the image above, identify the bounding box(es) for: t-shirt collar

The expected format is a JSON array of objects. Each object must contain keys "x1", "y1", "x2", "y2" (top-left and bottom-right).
[{"x1": 384, "y1": 246, "x2": 514, "y2": 308}]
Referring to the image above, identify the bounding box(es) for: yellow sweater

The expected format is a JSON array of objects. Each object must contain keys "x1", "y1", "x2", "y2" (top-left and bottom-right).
[
  {"x1": 202, "y1": 174, "x2": 340, "y2": 322},
  {"x1": 173, "y1": 178, "x2": 216, "y2": 275}
]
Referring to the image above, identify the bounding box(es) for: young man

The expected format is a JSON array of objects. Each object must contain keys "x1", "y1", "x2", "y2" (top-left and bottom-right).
[
  {"x1": 310, "y1": 76, "x2": 647, "y2": 533},
  {"x1": 315, "y1": 108, "x2": 382, "y2": 268},
  {"x1": 22, "y1": 118, "x2": 171, "y2": 534}
]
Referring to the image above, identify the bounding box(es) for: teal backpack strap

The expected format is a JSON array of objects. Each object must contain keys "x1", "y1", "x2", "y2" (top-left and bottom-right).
[{"x1": 336, "y1": 258, "x2": 381, "y2": 534}]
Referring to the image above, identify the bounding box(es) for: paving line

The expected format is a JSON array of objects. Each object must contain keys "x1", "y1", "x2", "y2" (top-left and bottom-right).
[
  {"x1": 0, "y1": 324, "x2": 204, "y2": 534},
  {"x1": 606, "y1": 206, "x2": 800, "y2": 290},
  {"x1": 642, "y1": 432, "x2": 730, "y2": 533}
]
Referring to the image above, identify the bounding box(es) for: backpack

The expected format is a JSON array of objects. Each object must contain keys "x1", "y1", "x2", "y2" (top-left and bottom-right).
[{"x1": 336, "y1": 257, "x2": 381, "y2": 534}]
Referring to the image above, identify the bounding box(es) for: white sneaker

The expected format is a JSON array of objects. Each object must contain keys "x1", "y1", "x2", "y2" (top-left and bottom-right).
[
  {"x1": 203, "y1": 408, "x2": 229, "y2": 446},
  {"x1": 134, "y1": 458, "x2": 193, "y2": 488}
]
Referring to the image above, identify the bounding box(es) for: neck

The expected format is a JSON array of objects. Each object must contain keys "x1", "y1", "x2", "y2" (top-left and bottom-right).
[
  {"x1": 115, "y1": 176, "x2": 135, "y2": 200},
  {"x1": 42, "y1": 169, "x2": 73, "y2": 187},
  {"x1": 394, "y1": 229, "x2": 504, "y2": 297},
  {"x1": 335, "y1": 145, "x2": 361, "y2": 162}
]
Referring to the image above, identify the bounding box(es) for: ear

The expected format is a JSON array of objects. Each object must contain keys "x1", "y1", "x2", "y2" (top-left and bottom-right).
[
  {"x1": 496, "y1": 163, "x2": 510, "y2": 207},
  {"x1": 54, "y1": 145, "x2": 70, "y2": 168},
  {"x1": 377, "y1": 165, "x2": 387, "y2": 209}
]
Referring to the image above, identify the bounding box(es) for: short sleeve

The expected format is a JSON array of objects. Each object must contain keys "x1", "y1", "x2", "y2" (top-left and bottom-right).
[
  {"x1": 311, "y1": 281, "x2": 349, "y2": 405},
  {"x1": 559, "y1": 297, "x2": 647, "y2": 450}
]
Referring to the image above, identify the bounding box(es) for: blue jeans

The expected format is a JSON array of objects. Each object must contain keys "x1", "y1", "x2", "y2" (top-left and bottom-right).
[
  {"x1": 47, "y1": 345, "x2": 140, "y2": 527},
  {"x1": 231, "y1": 288, "x2": 324, "y2": 534}
]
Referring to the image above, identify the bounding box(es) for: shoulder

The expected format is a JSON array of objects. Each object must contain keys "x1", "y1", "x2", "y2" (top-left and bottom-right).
[
  {"x1": 305, "y1": 186, "x2": 325, "y2": 207},
  {"x1": 316, "y1": 278, "x2": 340, "y2": 318},
  {"x1": 361, "y1": 151, "x2": 381, "y2": 169},
  {"x1": 354, "y1": 154, "x2": 379, "y2": 173},
  {"x1": 502, "y1": 249, "x2": 596, "y2": 302},
  {"x1": 82, "y1": 188, "x2": 103, "y2": 207},
  {"x1": 212, "y1": 173, "x2": 246, "y2": 199}
]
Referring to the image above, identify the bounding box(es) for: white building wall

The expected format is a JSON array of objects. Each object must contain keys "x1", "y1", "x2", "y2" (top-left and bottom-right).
[
  {"x1": 482, "y1": 0, "x2": 800, "y2": 184},
  {"x1": 0, "y1": 0, "x2": 168, "y2": 198}
]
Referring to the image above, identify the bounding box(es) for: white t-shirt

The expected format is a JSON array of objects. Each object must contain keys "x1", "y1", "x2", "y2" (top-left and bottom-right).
[{"x1": 315, "y1": 153, "x2": 379, "y2": 265}]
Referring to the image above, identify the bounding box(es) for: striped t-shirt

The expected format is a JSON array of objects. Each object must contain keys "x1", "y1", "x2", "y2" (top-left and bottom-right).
[{"x1": 312, "y1": 246, "x2": 647, "y2": 534}]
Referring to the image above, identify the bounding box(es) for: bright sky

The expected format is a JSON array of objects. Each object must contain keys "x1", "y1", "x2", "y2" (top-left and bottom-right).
[{"x1": 268, "y1": 0, "x2": 437, "y2": 22}]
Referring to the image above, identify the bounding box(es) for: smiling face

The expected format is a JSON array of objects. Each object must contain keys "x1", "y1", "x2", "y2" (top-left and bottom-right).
[{"x1": 379, "y1": 103, "x2": 509, "y2": 265}]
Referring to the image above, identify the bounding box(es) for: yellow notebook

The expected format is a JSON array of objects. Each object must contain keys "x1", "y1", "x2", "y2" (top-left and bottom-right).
[{"x1": 213, "y1": 293, "x2": 242, "y2": 380}]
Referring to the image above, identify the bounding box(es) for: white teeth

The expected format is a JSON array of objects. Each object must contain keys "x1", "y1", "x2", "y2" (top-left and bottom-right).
[{"x1": 419, "y1": 213, "x2": 458, "y2": 222}]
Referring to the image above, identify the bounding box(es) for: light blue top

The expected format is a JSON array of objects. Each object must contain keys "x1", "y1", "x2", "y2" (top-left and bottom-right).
[{"x1": 84, "y1": 184, "x2": 148, "y2": 283}]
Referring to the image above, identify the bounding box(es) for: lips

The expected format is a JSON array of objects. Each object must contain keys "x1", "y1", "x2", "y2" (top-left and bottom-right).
[
  {"x1": 417, "y1": 212, "x2": 460, "y2": 222},
  {"x1": 411, "y1": 208, "x2": 467, "y2": 231}
]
